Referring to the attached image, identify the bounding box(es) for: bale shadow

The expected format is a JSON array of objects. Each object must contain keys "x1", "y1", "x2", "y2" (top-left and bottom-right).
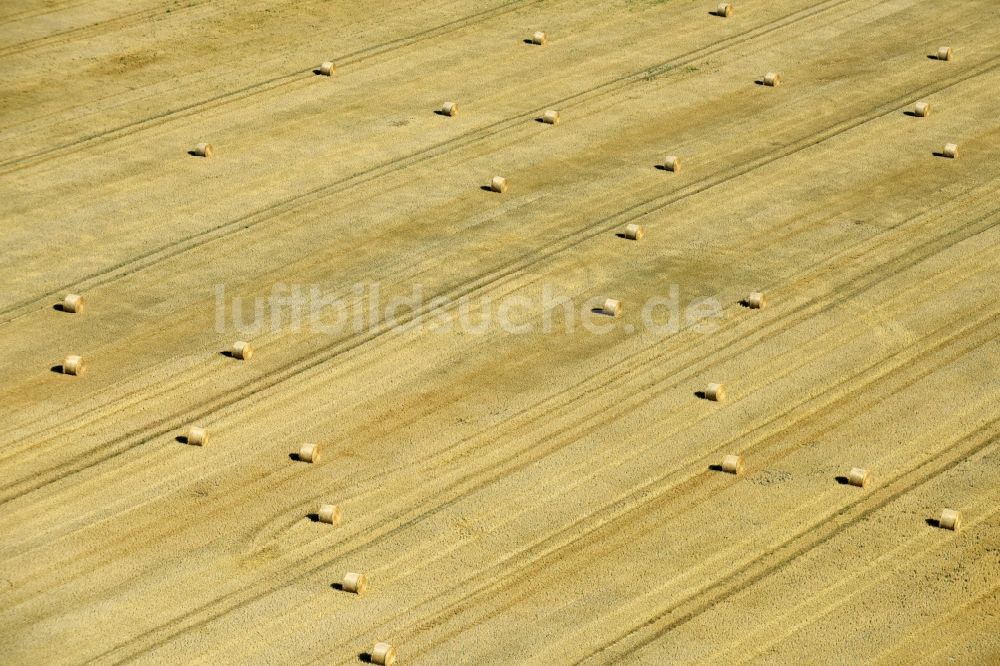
[
  {"x1": 331, "y1": 582, "x2": 344, "y2": 591},
  {"x1": 434, "y1": 109, "x2": 454, "y2": 117},
  {"x1": 708, "y1": 464, "x2": 724, "y2": 472},
  {"x1": 306, "y1": 512, "x2": 320, "y2": 522},
  {"x1": 932, "y1": 151, "x2": 952, "y2": 158},
  {"x1": 902, "y1": 110, "x2": 919, "y2": 117},
  {"x1": 835, "y1": 475, "x2": 850, "y2": 485},
  {"x1": 289, "y1": 453, "x2": 301, "y2": 462},
  {"x1": 358, "y1": 653, "x2": 373, "y2": 663},
  {"x1": 655, "y1": 164, "x2": 671, "y2": 171},
  {"x1": 53, "y1": 303, "x2": 66, "y2": 312},
  {"x1": 614, "y1": 232, "x2": 630, "y2": 239},
  {"x1": 50, "y1": 364, "x2": 63, "y2": 374},
  {"x1": 187, "y1": 150, "x2": 201, "y2": 157},
  {"x1": 480, "y1": 185, "x2": 497, "y2": 192},
  {"x1": 737, "y1": 299, "x2": 751, "y2": 308},
  {"x1": 753, "y1": 79, "x2": 766, "y2": 86},
  {"x1": 926, "y1": 518, "x2": 940, "y2": 527},
  {"x1": 312, "y1": 68, "x2": 323, "y2": 75},
  {"x1": 522, "y1": 38, "x2": 536, "y2": 45},
  {"x1": 926, "y1": 55, "x2": 941, "y2": 60},
  {"x1": 176, "y1": 435, "x2": 189, "y2": 445},
  {"x1": 220, "y1": 350, "x2": 235, "y2": 358},
  {"x1": 694, "y1": 390, "x2": 707, "y2": 400}
]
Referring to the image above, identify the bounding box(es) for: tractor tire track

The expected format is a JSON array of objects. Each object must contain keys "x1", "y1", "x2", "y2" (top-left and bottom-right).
[
  {"x1": 2, "y1": 63, "x2": 995, "y2": 501},
  {"x1": 89, "y1": 216, "x2": 1000, "y2": 665},
  {"x1": 0, "y1": 0, "x2": 866, "y2": 322}
]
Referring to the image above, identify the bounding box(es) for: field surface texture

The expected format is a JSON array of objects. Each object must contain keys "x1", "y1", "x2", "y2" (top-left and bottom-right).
[{"x1": 1, "y1": 1, "x2": 998, "y2": 664}]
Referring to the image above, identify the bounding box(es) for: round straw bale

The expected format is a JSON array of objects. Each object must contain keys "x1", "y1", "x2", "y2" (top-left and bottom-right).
[
  {"x1": 343, "y1": 572, "x2": 368, "y2": 594},
  {"x1": 193, "y1": 142, "x2": 214, "y2": 158},
  {"x1": 299, "y1": 442, "x2": 320, "y2": 463},
  {"x1": 721, "y1": 454, "x2": 744, "y2": 475},
  {"x1": 937, "y1": 46, "x2": 953, "y2": 61},
  {"x1": 847, "y1": 467, "x2": 870, "y2": 488},
  {"x1": 942, "y1": 143, "x2": 959, "y2": 158},
  {"x1": 371, "y1": 642, "x2": 397, "y2": 666},
  {"x1": 914, "y1": 101, "x2": 931, "y2": 117},
  {"x1": 490, "y1": 176, "x2": 508, "y2": 193},
  {"x1": 542, "y1": 110, "x2": 560, "y2": 125},
  {"x1": 939, "y1": 508, "x2": 961, "y2": 531},
  {"x1": 531, "y1": 31, "x2": 546, "y2": 45},
  {"x1": 63, "y1": 293, "x2": 85, "y2": 313},
  {"x1": 232, "y1": 341, "x2": 253, "y2": 360},
  {"x1": 705, "y1": 382, "x2": 726, "y2": 401},
  {"x1": 187, "y1": 426, "x2": 208, "y2": 447},
  {"x1": 663, "y1": 155, "x2": 681, "y2": 172},
  {"x1": 624, "y1": 223, "x2": 644, "y2": 240},
  {"x1": 747, "y1": 291, "x2": 766, "y2": 309},
  {"x1": 716, "y1": 3, "x2": 733, "y2": 17},
  {"x1": 319, "y1": 61, "x2": 336, "y2": 76},
  {"x1": 763, "y1": 72, "x2": 781, "y2": 87},
  {"x1": 62, "y1": 354, "x2": 85, "y2": 376},
  {"x1": 318, "y1": 503, "x2": 342, "y2": 525},
  {"x1": 601, "y1": 298, "x2": 622, "y2": 317},
  {"x1": 441, "y1": 101, "x2": 458, "y2": 116}
]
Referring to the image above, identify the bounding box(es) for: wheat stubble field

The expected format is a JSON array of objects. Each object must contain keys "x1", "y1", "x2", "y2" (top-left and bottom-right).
[{"x1": 1, "y1": 0, "x2": 999, "y2": 664}]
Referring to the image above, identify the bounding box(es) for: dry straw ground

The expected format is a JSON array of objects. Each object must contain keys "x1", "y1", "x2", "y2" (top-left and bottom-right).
[{"x1": 1, "y1": 0, "x2": 998, "y2": 664}]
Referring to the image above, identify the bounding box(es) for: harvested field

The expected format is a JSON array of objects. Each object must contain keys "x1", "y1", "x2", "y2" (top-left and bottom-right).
[{"x1": 1, "y1": 1, "x2": 999, "y2": 664}]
